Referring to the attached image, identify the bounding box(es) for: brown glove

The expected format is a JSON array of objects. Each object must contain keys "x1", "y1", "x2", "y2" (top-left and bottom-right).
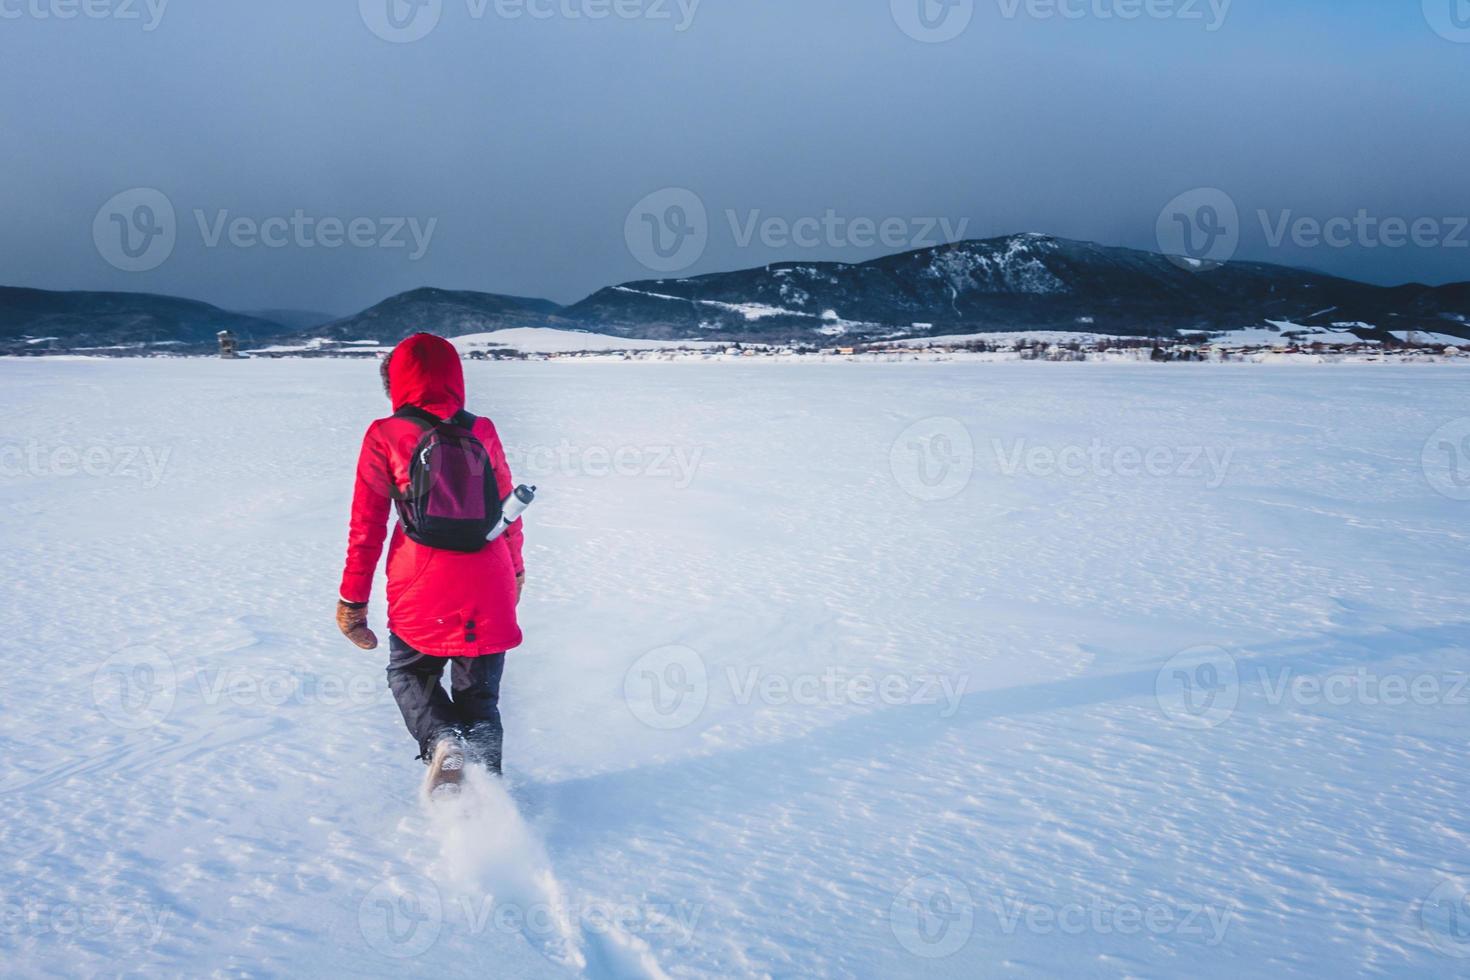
[
  {"x1": 516, "y1": 573, "x2": 525, "y2": 605},
  {"x1": 336, "y1": 600, "x2": 379, "y2": 650}
]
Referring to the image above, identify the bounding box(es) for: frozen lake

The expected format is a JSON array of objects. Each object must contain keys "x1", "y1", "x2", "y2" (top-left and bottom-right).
[{"x1": 2, "y1": 359, "x2": 1468, "y2": 977}]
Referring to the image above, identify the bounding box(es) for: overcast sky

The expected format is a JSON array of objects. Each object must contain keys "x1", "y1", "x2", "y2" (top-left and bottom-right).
[{"x1": 1, "y1": 0, "x2": 1466, "y2": 315}]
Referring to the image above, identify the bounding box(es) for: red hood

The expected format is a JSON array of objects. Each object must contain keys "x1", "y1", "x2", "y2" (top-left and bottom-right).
[{"x1": 387, "y1": 333, "x2": 465, "y2": 419}]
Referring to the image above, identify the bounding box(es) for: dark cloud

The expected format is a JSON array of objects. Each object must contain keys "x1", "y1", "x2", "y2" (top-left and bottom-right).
[{"x1": 1, "y1": 0, "x2": 1465, "y2": 315}]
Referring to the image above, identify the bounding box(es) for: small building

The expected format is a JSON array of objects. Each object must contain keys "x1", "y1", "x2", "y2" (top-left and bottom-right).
[{"x1": 217, "y1": 330, "x2": 241, "y2": 359}]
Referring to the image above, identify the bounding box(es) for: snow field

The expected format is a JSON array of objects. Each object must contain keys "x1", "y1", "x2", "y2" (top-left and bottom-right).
[{"x1": 0, "y1": 359, "x2": 1468, "y2": 977}]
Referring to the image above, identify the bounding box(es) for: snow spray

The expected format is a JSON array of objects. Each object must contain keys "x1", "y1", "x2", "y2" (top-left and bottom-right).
[{"x1": 487, "y1": 485, "x2": 536, "y2": 542}]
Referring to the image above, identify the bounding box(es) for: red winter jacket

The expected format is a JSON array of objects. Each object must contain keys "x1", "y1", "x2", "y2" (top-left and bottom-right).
[{"x1": 340, "y1": 333, "x2": 524, "y2": 657}]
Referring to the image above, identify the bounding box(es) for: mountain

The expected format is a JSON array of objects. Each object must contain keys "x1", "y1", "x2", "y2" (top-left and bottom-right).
[
  {"x1": 1381, "y1": 281, "x2": 1470, "y2": 329},
  {"x1": 564, "y1": 234, "x2": 1470, "y2": 342},
  {"x1": 241, "y1": 308, "x2": 341, "y2": 332},
  {"x1": 314, "y1": 288, "x2": 565, "y2": 342},
  {"x1": 0, "y1": 287, "x2": 288, "y2": 352},
  {"x1": 5, "y1": 238, "x2": 1467, "y2": 353}
]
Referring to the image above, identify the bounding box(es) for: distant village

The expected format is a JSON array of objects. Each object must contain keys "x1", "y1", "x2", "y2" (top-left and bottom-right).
[
  {"x1": 316, "y1": 332, "x2": 1466, "y2": 365},
  {"x1": 10, "y1": 328, "x2": 1468, "y2": 365}
]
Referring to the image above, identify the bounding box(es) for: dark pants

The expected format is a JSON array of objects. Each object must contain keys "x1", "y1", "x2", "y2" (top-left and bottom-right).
[{"x1": 386, "y1": 634, "x2": 505, "y2": 775}]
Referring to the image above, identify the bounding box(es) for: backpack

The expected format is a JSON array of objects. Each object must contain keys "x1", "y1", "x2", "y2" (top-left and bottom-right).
[{"x1": 392, "y1": 406, "x2": 503, "y2": 553}]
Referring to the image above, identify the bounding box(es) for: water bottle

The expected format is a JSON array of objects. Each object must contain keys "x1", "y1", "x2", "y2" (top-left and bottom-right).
[{"x1": 487, "y1": 485, "x2": 536, "y2": 542}]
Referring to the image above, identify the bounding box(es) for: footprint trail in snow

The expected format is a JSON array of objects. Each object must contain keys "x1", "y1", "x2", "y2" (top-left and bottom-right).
[{"x1": 420, "y1": 766, "x2": 670, "y2": 979}]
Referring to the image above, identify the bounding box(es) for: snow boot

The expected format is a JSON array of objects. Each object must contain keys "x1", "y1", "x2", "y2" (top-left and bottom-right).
[{"x1": 423, "y1": 734, "x2": 466, "y2": 799}]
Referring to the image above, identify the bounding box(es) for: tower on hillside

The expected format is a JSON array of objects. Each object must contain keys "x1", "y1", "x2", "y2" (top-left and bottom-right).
[{"x1": 218, "y1": 330, "x2": 240, "y2": 359}]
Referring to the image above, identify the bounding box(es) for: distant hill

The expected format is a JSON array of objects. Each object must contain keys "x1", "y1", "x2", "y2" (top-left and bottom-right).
[
  {"x1": 564, "y1": 234, "x2": 1470, "y2": 342},
  {"x1": 4, "y1": 238, "x2": 1467, "y2": 353},
  {"x1": 241, "y1": 308, "x2": 341, "y2": 332},
  {"x1": 313, "y1": 288, "x2": 566, "y2": 343},
  {"x1": 0, "y1": 287, "x2": 286, "y2": 351}
]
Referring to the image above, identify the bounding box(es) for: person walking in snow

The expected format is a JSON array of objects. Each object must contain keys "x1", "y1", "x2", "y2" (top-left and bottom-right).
[{"x1": 335, "y1": 333, "x2": 525, "y2": 792}]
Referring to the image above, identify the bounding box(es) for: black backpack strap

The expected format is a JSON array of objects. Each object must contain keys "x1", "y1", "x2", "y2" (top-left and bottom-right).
[
  {"x1": 394, "y1": 406, "x2": 477, "y2": 429},
  {"x1": 393, "y1": 405, "x2": 443, "y2": 428}
]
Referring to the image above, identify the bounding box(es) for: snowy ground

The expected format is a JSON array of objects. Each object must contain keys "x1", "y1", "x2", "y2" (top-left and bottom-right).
[
  {"x1": 451, "y1": 328, "x2": 718, "y2": 354},
  {"x1": 2, "y1": 360, "x2": 1469, "y2": 978},
  {"x1": 242, "y1": 327, "x2": 721, "y2": 356}
]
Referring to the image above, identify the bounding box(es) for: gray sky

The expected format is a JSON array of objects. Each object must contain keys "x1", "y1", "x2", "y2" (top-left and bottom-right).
[{"x1": 1, "y1": 0, "x2": 1466, "y2": 315}]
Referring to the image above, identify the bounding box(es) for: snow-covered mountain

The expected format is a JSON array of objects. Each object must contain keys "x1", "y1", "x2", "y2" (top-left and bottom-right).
[
  {"x1": 6, "y1": 237, "x2": 1469, "y2": 353},
  {"x1": 567, "y1": 234, "x2": 1470, "y2": 342}
]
